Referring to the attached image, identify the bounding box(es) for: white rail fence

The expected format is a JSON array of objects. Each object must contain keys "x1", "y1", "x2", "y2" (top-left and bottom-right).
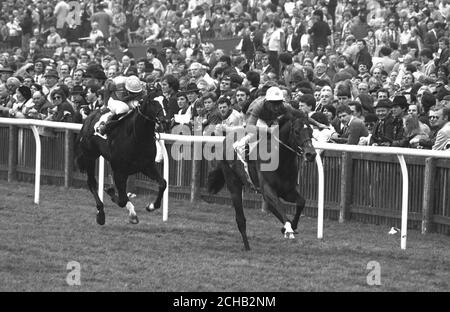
[{"x1": 1, "y1": 118, "x2": 450, "y2": 250}]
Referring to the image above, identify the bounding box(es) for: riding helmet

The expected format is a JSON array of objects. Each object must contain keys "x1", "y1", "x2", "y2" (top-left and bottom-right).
[{"x1": 125, "y1": 75, "x2": 143, "y2": 93}]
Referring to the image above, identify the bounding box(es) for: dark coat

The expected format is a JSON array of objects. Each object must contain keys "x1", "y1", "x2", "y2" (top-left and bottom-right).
[
  {"x1": 424, "y1": 30, "x2": 439, "y2": 53},
  {"x1": 354, "y1": 48, "x2": 373, "y2": 71},
  {"x1": 308, "y1": 20, "x2": 331, "y2": 49}
]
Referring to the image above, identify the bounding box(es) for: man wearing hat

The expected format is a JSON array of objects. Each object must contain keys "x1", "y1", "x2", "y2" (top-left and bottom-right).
[
  {"x1": 390, "y1": 95, "x2": 408, "y2": 145},
  {"x1": 43, "y1": 69, "x2": 60, "y2": 102},
  {"x1": 371, "y1": 99, "x2": 402, "y2": 146},
  {"x1": 0, "y1": 67, "x2": 14, "y2": 83},
  {"x1": 185, "y1": 82, "x2": 201, "y2": 110}
]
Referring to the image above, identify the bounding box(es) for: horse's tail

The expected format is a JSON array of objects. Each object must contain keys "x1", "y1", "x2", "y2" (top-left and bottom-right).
[{"x1": 207, "y1": 166, "x2": 225, "y2": 194}]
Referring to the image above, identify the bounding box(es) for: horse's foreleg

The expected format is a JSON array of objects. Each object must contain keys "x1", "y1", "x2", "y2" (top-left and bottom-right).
[
  {"x1": 113, "y1": 172, "x2": 139, "y2": 224},
  {"x1": 86, "y1": 159, "x2": 105, "y2": 225},
  {"x1": 261, "y1": 183, "x2": 294, "y2": 239},
  {"x1": 143, "y1": 164, "x2": 167, "y2": 212},
  {"x1": 281, "y1": 190, "x2": 306, "y2": 232}
]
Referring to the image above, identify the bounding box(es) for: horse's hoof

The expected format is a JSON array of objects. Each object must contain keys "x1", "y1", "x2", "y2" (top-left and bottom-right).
[
  {"x1": 129, "y1": 215, "x2": 139, "y2": 224},
  {"x1": 284, "y1": 232, "x2": 295, "y2": 239},
  {"x1": 146, "y1": 203, "x2": 159, "y2": 212},
  {"x1": 96, "y1": 211, "x2": 105, "y2": 225}
]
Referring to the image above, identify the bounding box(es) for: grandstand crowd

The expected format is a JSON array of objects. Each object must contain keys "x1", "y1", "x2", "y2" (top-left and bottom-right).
[{"x1": 0, "y1": 0, "x2": 449, "y2": 150}]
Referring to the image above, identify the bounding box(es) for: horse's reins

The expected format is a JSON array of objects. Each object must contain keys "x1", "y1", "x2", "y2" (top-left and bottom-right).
[
  {"x1": 272, "y1": 122, "x2": 312, "y2": 158},
  {"x1": 135, "y1": 103, "x2": 164, "y2": 141}
]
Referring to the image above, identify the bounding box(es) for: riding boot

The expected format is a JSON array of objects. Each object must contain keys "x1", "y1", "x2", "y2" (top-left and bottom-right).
[{"x1": 98, "y1": 114, "x2": 119, "y2": 135}]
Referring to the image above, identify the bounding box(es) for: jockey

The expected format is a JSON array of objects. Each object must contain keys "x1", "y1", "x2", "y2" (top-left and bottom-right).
[
  {"x1": 97, "y1": 75, "x2": 144, "y2": 136},
  {"x1": 232, "y1": 86, "x2": 289, "y2": 163}
]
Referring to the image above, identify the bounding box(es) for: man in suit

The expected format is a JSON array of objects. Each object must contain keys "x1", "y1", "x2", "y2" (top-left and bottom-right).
[
  {"x1": 381, "y1": 19, "x2": 400, "y2": 46},
  {"x1": 121, "y1": 55, "x2": 136, "y2": 76},
  {"x1": 435, "y1": 37, "x2": 450, "y2": 68},
  {"x1": 331, "y1": 103, "x2": 369, "y2": 145},
  {"x1": 241, "y1": 26, "x2": 259, "y2": 65},
  {"x1": 424, "y1": 21, "x2": 440, "y2": 53},
  {"x1": 307, "y1": 10, "x2": 331, "y2": 54}
]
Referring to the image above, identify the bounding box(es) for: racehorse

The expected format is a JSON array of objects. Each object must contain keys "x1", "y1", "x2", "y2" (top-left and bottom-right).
[
  {"x1": 74, "y1": 93, "x2": 167, "y2": 225},
  {"x1": 207, "y1": 109, "x2": 317, "y2": 250}
]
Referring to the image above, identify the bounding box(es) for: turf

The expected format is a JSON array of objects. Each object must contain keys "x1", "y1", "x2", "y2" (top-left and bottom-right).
[{"x1": 0, "y1": 181, "x2": 449, "y2": 292}]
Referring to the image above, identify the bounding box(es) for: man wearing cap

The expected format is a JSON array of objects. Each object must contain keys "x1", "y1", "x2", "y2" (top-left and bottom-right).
[
  {"x1": 43, "y1": 69, "x2": 60, "y2": 102},
  {"x1": 390, "y1": 95, "x2": 408, "y2": 146},
  {"x1": 0, "y1": 67, "x2": 14, "y2": 83},
  {"x1": 96, "y1": 75, "x2": 144, "y2": 137},
  {"x1": 371, "y1": 99, "x2": 400, "y2": 146}
]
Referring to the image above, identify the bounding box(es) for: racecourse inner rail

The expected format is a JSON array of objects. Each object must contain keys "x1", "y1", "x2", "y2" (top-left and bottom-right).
[{"x1": 1, "y1": 117, "x2": 450, "y2": 250}]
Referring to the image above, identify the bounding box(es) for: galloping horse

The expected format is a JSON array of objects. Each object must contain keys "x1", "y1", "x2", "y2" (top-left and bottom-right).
[
  {"x1": 208, "y1": 109, "x2": 317, "y2": 250},
  {"x1": 74, "y1": 93, "x2": 167, "y2": 225}
]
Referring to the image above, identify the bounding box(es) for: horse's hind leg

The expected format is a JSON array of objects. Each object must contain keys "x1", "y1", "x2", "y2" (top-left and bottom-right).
[
  {"x1": 86, "y1": 158, "x2": 105, "y2": 225},
  {"x1": 113, "y1": 172, "x2": 139, "y2": 224},
  {"x1": 143, "y1": 164, "x2": 167, "y2": 212},
  {"x1": 223, "y1": 167, "x2": 250, "y2": 251}
]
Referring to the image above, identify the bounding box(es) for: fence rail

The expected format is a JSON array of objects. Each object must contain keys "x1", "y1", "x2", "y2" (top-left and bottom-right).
[{"x1": 0, "y1": 120, "x2": 449, "y2": 248}]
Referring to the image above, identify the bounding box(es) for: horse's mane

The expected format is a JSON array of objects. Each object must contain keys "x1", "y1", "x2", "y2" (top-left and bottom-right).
[{"x1": 279, "y1": 107, "x2": 308, "y2": 129}]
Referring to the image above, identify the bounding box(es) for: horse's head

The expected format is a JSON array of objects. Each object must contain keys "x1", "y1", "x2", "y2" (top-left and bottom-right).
[
  {"x1": 137, "y1": 91, "x2": 168, "y2": 132},
  {"x1": 283, "y1": 110, "x2": 317, "y2": 162}
]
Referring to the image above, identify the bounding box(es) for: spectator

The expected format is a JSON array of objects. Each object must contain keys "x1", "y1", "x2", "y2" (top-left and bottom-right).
[
  {"x1": 48, "y1": 87, "x2": 75, "y2": 122},
  {"x1": 431, "y1": 106, "x2": 450, "y2": 150},
  {"x1": 331, "y1": 103, "x2": 369, "y2": 144},
  {"x1": 201, "y1": 91, "x2": 221, "y2": 131}
]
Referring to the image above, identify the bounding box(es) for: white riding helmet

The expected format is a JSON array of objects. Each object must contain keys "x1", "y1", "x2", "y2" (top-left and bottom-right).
[
  {"x1": 125, "y1": 75, "x2": 143, "y2": 93},
  {"x1": 265, "y1": 86, "x2": 284, "y2": 101}
]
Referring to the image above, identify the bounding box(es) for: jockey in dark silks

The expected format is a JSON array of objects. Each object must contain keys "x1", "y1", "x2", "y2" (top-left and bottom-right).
[{"x1": 233, "y1": 86, "x2": 291, "y2": 162}]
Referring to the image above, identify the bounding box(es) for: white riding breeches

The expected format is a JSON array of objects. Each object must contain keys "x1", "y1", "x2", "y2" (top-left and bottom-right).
[{"x1": 108, "y1": 98, "x2": 131, "y2": 115}]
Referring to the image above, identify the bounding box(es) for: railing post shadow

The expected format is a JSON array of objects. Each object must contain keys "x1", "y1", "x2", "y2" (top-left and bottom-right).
[
  {"x1": 8, "y1": 125, "x2": 18, "y2": 182},
  {"x1": 422, "y1": 157, "x2": 436, "y2": 234},
  {"x1": 64, "y1": 129, "x2": 74, "y2": 188},
  {"x1": 339, "y1": 152, "x2": 353, "y2": 223}
]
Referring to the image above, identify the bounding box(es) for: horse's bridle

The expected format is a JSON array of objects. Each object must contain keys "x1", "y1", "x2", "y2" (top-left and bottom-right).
[
  {"x1": 135, "y1": 102, "x2": 164, "y2": 140},
  {"x1": 274, "y1": 120, "x2": 312, "y2": 158}
]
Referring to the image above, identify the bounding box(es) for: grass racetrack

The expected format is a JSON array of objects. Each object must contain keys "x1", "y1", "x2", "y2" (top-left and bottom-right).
[{"x1": 1, "y1": 181, "x2": 449, "y2": 292}]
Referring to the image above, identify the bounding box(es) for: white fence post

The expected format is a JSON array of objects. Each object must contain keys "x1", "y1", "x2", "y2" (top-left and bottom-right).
[
  {"x1": 30, "y1": 126, "x2": 41, "y2": 205},
  {"x1": 160, "y1": 140, "x2": 169, "y2": 222},
  {"x1": 98, "y1": 156, "x2": 105, "y2": 201},
  {"x1": 397, "y1": 155, "x2": 409, "y2": 250},
  {"x1": 315, "y1": 152, "x2": 324, "y2": 240}
]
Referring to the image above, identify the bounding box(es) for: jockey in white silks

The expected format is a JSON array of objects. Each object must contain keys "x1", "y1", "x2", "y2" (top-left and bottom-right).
[{"x1": 94, "y1": 75, "x2": 164, "y2": 162}]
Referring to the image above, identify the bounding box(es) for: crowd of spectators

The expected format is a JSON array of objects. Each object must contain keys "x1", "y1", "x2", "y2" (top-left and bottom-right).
[{"x1": 0, "y1": 0, "x2": 449, "y2": 150}]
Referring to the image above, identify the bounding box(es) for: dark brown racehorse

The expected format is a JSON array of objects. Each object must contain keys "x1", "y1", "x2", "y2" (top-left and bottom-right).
[
  {"x1": 207, "y1": 109, "x2": 317, "y2": 250},
  {"x1": 74, "y1": 93, "x2": 167, "y2": 225}
]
